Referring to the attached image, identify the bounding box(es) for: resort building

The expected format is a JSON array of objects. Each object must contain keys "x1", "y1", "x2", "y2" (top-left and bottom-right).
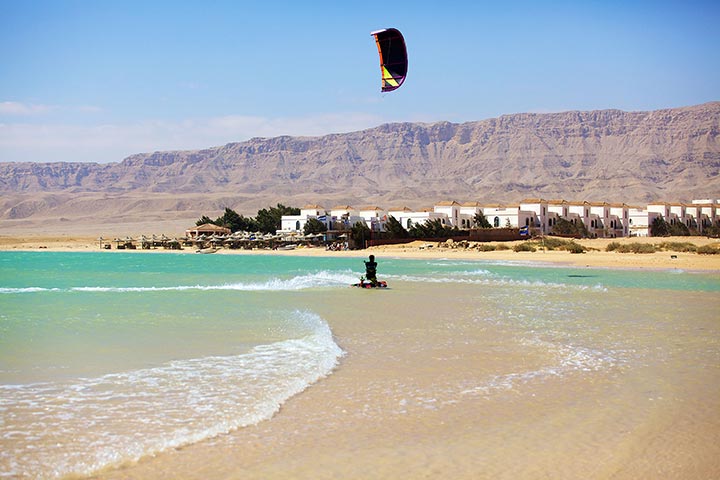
[
  {"x1": 692, "y1": 201, "x2": 719, "y2": 233},
  {"x1": 279, "y1": 204, "x2": 331, "y2": 232},
  {"x1": 519, "y1": 199, "x2": 549, "y2": 233},
  {"x1": 329, "y1": 205, "x2": 364, "y2": 230},
  {"x1": 278, "y1": 198, "x2": 719, "y2": 238},
  {"x1": 358, "y1": 206, "x2": 388, "y2": 232},
  {"x1": 459, "y1": 202, "x2": 483, "y2": 228},
  {"x1": 479, "y1": 204, "x2": 529, "y2": 231},
  {"x1": 434, "y1": 201, "x2": 461, "y2": 227},
  {"x1": 628, "y1": 206, "x2": 663, "y2": 237},
  {"x1": 388, "y1": 206, "x2": 446, "y2": 231},
  {"x1": 608, "y1": 203, "x2": 629, "y2": 237}
]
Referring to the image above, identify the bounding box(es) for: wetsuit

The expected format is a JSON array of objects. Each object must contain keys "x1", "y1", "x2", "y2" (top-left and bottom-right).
[{"x1": 364, "y1": 259, "x2": 378, "y2": 285}]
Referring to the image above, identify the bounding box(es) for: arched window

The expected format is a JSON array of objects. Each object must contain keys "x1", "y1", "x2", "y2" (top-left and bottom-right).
[
  {"x1": 295, "y1": 220, "x2": 301, "y2": 230},
  {"x1": 525, "y1": 218, "x2": 530, "y2": 226},
  {"x1": 494, "y1": 217, "x2": 500, "y2": 227},
  {"x1": 407, "y1": 219, "x2": 412, "y2": 229}
]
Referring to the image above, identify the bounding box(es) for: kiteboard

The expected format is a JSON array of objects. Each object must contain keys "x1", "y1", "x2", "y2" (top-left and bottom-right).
[{"x1": 352, "y1": 281, "x2": 388, "y2": 289}]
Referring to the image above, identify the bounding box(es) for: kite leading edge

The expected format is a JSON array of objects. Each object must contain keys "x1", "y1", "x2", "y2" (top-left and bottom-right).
[{"x1": 370, "y1": 28, "x2": 408, "y2": 92}]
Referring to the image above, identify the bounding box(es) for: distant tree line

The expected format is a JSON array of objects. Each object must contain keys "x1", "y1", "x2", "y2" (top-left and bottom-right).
[{"x1": 196, "y1": 204, "x2": 300, "y2": 234}]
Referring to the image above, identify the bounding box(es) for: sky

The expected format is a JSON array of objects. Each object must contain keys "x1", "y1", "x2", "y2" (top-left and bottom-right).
[{"x1": 1, "y1": 0, "x2": 719, "y2": 164}]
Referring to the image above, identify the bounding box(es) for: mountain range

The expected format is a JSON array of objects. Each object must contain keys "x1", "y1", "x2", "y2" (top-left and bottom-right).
[{"x1": 1, "y1": 102, "x2": 718, "y2": 234}]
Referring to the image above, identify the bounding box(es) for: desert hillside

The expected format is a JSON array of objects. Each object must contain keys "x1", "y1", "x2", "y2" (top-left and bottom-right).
[{"x1": 1, "y1": 102, "x2": 718, "y2": 235}]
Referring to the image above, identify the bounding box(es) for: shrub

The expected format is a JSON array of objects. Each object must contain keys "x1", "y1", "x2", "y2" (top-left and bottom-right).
[
  {"x1": 658, "y1": 242, "x2": 697, "y2": 253},
  {"x1": 629, "y1": 243, "x2": 657, "y2": 254},
  {"x1": 513, "y1": 242, "x2": 537, "y2": 252},
  {"x1": 612, "y1": 242, "x2": 657, "y2": 254},
  {"x1": 564, "y1": 241, "x2": 586, "y2": 254},
  {"x1": 495, "y1": 243, "x2": 511, "y2": 250},
  {"x1": 540, "y1": 237, "x2": 568, "y2": 250},
  {"x1": 606, "y1": 241, "x2": 621, "y2": 252},
  {"x1": 476, "y1": 244, "x2": 497, "y2": 251},
  {"x1": 697, "y1": 245, "x2": 720, "y2": 255}
]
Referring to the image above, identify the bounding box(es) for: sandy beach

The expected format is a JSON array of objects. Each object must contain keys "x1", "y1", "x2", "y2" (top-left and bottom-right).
[
  {"x1": 89, "y1": 270, "x2": 719, "y2": 480},
  {"x1": 2, "y1": 237, "x2": 719, "y2": 479},
  {"x1": 2, "y1": 234, "x2": 719, "y2": 272}
]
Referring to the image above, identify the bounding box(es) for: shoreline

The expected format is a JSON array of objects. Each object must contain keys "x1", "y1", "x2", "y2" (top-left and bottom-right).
[
  {"x1": 4, "y1": 236, "x2": 719, "y2": 479},
  {"x1": 1, "y1": 234, "x2": 719, "y2": 272}
]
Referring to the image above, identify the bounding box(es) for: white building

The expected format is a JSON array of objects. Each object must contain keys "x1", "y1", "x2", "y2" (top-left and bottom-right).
[
  {"x1": 280, "y1": 204, "x2": 330, "y2": 232},
  {"x1": 608, "y1": 203, "x2": 629, "y2": 237},
  {"x1": 628, "y1": 205, "x2": 663, "y2": 237},
  {"x1": 277, "y1": 196, "x2": 718, "y2": 238},
  {"x1": 330, "y1": 205, "x2": 367, "y2": 230},
  {"x1": 358, "y1": 206, "x2": 387, "y2": 231},
  {"x1": 434, "y1": 201, "x2": 461, "y2": 227},
  {"x1": 459, "y1": 202, "x2": 483, "y2": 228},
  {"x1": 388, "y1": 206, "x2": 447, "y2": 231},
  {"x1": 519, "y1": 199, "x2": 549, "y2": 233},
  {"x1": 483, "y1": 204, "x2": 521, "y2": 228}
]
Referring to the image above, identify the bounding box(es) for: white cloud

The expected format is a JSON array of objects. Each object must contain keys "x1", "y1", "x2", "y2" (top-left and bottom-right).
[
  {"x1": 0, "y1": 101, "x2": 56, "y2": 116},
  {"x1": 0, "y1": 112, "x2": 390, "y2": 163}
]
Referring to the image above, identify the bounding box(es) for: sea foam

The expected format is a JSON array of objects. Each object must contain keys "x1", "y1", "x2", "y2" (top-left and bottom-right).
[{"x1": 0, "y1": 311, "x2": 343, "y2": 479}]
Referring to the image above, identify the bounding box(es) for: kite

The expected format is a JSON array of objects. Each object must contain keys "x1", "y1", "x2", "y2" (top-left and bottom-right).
[{"x1": 370, "y1": 28, "x2": 408, "y2": 92}]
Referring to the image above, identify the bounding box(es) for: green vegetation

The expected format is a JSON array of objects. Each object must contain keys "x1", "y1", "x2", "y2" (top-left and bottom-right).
[
  {"x1": 384, "y1": 215, "x2": 410, "y2": 239},
  {"x1": 705, "y1": 223, "x2": 720, "y2": 238},
  {"x1": 255, "y1": 204, "x2": 301, "y2": 234},
  {"x1": 650, "y1": 217, "x2": 692, "y2": 237},
  {"x1": 658, "y1": 241, "x2": 697, "y2": 252},
  {"x1": 351, "y1": 221, "x2": 371, "y2": 248},
  {"x1": 697, "y1": 245, "x2": 720, "y2": 255},
  {"x1": 513, "y1": 237, "x2": 588, "y2": 254},
  {"x1": 606, "y1": 242, "x2": 657, "y2": 253},
  {"x1": 550, "y1": 217, "x2": 588, "y2": 238},
  {"x1": 408, "y1": 219, "x2": 460, "y2": 238},
  {"x1": 564, "y1": 241, "x2": 587, "y2": 254},
  {"x1": 196, "y1": 204, "x2": 300, "y2": 234},
  {"x1": 536, "y1": 237, "x2": 586, "y2": 252},
  {"x1": 607, "y1": 240, "x2": 717, "y2": 254},
  {"x1": 473, "y1": 211, "x2": 492, "y2": 228},
  {"x1": 605, "y1": 241, "x2": 621, "y2": 252},
  {"x1": 303, "y1": 218, "x2": 327, "y2": 235},
  {"x1": 513, "y1": 243, "x2": 537, "y2": 252}
]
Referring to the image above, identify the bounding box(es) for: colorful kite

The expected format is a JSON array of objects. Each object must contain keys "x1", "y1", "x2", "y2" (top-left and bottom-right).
[{"x1": 370, "y1": 28, "x2": 408, "y2": 92}]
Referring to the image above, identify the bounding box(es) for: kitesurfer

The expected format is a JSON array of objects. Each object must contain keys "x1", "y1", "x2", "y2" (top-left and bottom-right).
[{"x1": 364, "y1": 255, "x2": 378, "y2": 286}]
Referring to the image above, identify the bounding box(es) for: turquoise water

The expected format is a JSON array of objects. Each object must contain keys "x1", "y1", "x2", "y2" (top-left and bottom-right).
[{"x1": 1, "y1": 251, "x2": 718, "y2": 478}]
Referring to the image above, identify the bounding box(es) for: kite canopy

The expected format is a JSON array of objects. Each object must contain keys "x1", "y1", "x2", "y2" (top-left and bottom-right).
[{"x1": 370, "y1": 28, "x2": 408, "y2": 92}]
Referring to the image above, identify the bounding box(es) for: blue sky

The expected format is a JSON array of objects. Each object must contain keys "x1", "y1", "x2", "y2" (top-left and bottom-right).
[{"x1": 1, "y1": 0, "x2": 718, "y2": 163}]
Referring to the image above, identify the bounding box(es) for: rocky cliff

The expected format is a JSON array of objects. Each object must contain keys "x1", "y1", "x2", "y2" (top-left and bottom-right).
[{"x1": 1, "y1": 102, "x2": 718, "y2": 228}]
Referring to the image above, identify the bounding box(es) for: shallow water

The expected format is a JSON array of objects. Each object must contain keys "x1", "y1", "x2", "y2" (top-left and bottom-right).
[{"x1": 1, "y1": 252, "x2": 718, "y2": 479}]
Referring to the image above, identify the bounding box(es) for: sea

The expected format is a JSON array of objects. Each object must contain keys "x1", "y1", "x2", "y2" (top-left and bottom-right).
[{"x1": 0, "y1": 251, "x2": 719, "y2": 479}]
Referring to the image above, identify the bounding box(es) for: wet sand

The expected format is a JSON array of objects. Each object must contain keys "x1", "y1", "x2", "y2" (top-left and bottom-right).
[{"x1": 88, "y1": 281, "x2": 720, "y2": 479}]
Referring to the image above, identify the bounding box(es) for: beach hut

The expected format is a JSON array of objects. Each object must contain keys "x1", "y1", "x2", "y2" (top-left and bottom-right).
[{"x1": 185, "y1": 223, "x2": 231, "y2": 238}]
